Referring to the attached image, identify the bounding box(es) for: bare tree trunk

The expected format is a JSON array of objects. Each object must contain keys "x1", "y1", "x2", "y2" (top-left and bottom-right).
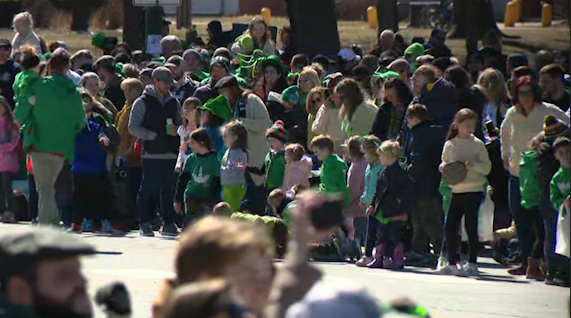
[
  {"x1": 449, "y1": 0, "x2": 468, "y2": 38},
  {"x1": 123, "y1": 0, "x2": 144, "y2": 50},
  {"x1": 377, "y1": 0, "x2": 398, "y2": 35}
]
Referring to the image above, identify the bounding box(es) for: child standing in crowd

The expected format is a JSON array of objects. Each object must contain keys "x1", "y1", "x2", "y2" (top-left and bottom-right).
[
  {"x1": 439, "y1": 109, "x2": 491, "y2": 276},
  {"x1": 12, "y1": 46, "x2": 40, "y2": 103},
  {"x1": 551, "y1": 137, "x2": 570, "y2": 259},
  {"x1": 176, "y1": 97, "x2": 201, "y2": 171},
  {"x1": 282, "y1": 143, "x2": 312, "y2": 192},
  {"x1": 69, "y1": 103, "x2": 117, "y2": 233},
  {"x1": 0, "y1": 97, "x2": 20, "y2": 223},
  {"x1": 356, "y1": 135, "x2": 384, "y2": 267},
  {"x1": 174, "y1": 128, "x2": 221, "y2": 223},
  {"x1": 11, "y1": 12, "x2": 43, "y2": 56},
  {"x1": 344, "y1": 136, "x2": 368, "y2": 244},
  {"x1": 221, "y1": 120, "x2": 249, "y2": 212},
  {"x1": 366, "y1": 140, "x2": 413, "y2": 270},
  {"x1": 310, "y1": 135, "x2": 350, "y2": 206},
  {"x1": 265, "y1": 120, "x2": 287, "y2": 191}
]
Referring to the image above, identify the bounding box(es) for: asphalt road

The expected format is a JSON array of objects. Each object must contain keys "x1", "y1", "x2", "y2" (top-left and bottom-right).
[{"x1": 1, "y1": 223, "x2": 568, "y2": 318}]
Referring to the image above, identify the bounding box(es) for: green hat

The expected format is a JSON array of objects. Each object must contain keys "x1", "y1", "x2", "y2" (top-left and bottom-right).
[
  {"x1": 238, "y1": 35, "x2": 254, "y2": 53},
  {"x1": 404, "y1": 42, "x2": 425, "y2": 58},
  {"x1": 281, "y1": 86, "x2": 300, "y2": 104},
  {"x1": 0, "y1": 228, "x2": 95, "y2": 281},
  {"x1": 261, "y1": 55, "x2": 284, "y2": 75},
  {"x1": 92, "y1": 32, "x2": 107, "y2": 48},
  {"x1": 374, "y1": 70, "x2": 400, "y2": 80},
  {"x1": 199, "y1": 95, "x2": 233, "y2": 121}
]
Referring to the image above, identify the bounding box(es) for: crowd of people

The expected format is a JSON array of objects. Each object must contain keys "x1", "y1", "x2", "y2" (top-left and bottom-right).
[{"x1": 0, "y1": 8, "x2": 570, "y2": 317}]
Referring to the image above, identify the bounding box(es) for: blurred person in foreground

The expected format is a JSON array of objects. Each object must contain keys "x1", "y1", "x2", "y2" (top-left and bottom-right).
[{"x1": 0, "y1": 227, "x2": 95, "y2": 318}]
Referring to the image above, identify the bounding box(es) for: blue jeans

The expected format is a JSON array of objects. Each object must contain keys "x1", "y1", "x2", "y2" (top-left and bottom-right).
[{"x1": 137, "y1": 159, "x2": 177, "y2": 225}]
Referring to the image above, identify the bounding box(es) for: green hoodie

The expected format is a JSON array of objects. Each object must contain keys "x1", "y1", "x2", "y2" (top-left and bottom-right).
[
  {"x1": 12, "y1": 69, "x2": 39, "y2": 100},
  {"x1": 519, "y1": 150, "x2": 541, "y2": 209},
  {"x1": 265, "y1": 150, "x2": 286, "y2": 189},
  {"x1": 14, "y1": 73, "x2": 86, "y2": 161},
  {"x1": 318, "y1": 153, "x2": 350, "y2": 206},
  {"x1": 550, "y1": 166, "x2": 570, "y2": 214}
]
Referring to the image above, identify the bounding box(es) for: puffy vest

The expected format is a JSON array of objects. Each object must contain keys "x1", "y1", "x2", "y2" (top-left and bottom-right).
[{"x1": 140, "y1": 93, "x2": 180, "y2": 155}]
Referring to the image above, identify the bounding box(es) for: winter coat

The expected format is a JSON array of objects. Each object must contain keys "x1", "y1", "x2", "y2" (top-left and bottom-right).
[
  {"x1": 266, "y1": 150, "x2": 286, "y2": 190},
  {"x1": 12, "y1": 69, "x2": 38, "y2": 101},
  {"x1": 418, "y1": 78, "x2": 458, "y2": 129},
  {"x1": 115, "y1": 100, "x2": 141, "y2": 167},
  {"x1": 14, "y1": 73, "x2": 85, "y2": 162},
  {"x1": 407, "y1": 121, "x2": 446, "y2": 198},
  {"x1": 103, "y1": 73, "x2": 125, "y2": 112},
  {"x1": 318, "y1": 153, "x2": 350, "y2": 206},
  {"x1": 371, "y1": 162, "x2": 414, "y2": 219},
  {"x1": 551, "y1": 167, "x2": 570, "y2": 211},
  {"x1": 0, "y1": 58, "x2": 21, "y2": 108},
  {"x1": 312, "y1": 104, "x2": 344, "y2": 144},
  {"x1": 370, "y1": 102, "x2": 405, "y2": 141},
  {"x1": 346, "y1": 156, "x2": 367, "y2": 218},
  {"x1": 72, "y1": 119, "x2": 108, "y2": 175},
  {"x1": 193, "y1": 80, "x2": 217, "y2": 105},
  {"x1": 500, "y1": 102, "x2": 569, "y2": 177},
  {"x1": 441, "y1": 134, "x2": 492, "y2": 193},
  {"x1": 360, "y1": 161, "x2": 384, "y2": 207},
  {"x1": 0, "y1": 116, "x2": 20, "y2": 173},
  {"x1": 341, "y1": 100, "x2": 378, "y2": 138},
  {"x1": 282, "y1": 155, "x2": 312, "y2": 191},
  {"x1": 519, "y1": 150, "x2": 541, "y2": 209},
  {"x1": 537, "y1": 141, "x2": 561, "y2": 218}
]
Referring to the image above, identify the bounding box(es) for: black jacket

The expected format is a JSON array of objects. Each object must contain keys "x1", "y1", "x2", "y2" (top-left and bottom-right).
[
  {"x1": 406, "y1": 121, "x2": 445, "y2": 198},
  {"x1": 537, "y1": 141, "x2": 561, "y2": 218},
  {"x1": 370, "y1": 102, "x2": 405, "y2": 141},
  {"x1": 418, "y1": 78, "x2": 457, "y2": 129},
  {"x1": 372, "y1": 162, "x2": 414, "y2": 218},
  {"x1": 140, "y1": 93, "x2": 180, "y2": 155},
  {"x1": 193, "y1": 80, "x2": 216, "y2": 105},
  {"x1": 103, "y1": 73, "x2": 126, "y2": 112},
  {"x1": 458, "y1": 86, "x2": 486, "y2": 141},
  {"x1": 173, "y1": 75, "x2": 198, "y2": 104},
  {"x1": 0, "y1": 59, "x2": 21, "y2": 109}
]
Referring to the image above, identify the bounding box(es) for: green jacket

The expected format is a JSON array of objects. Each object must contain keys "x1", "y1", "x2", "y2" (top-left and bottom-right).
[
  {"x1": 318, "y1": 153, "x2": 350, "y2": 206},
  {"x1": 519, "y1": 150, "x2": 541, "y2": 209},
  {"x1": 0, "y1": 300, "x2": 38, "y2": 318},
  {"x1": 550, "y1": 166, "x2": 570, "y2": 214},
  {"x1": 14, "y1": 73, "x2": 86, "y2": 161},
  {"x1": 182, "y1": 151, "x2": 221, "y2": 199},
  {"x1": 12, "y1": 69, "x2": 38, "y2": 101},
  {"x1": 265, "y1": 150, "x2": 286, "y2": 189}
]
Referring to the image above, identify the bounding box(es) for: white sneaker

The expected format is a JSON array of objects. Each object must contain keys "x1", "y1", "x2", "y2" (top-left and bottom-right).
[
  {"x1": 437, "y1": 263, "x2": 461, "y2": 276},
  {"x1": 436, "y1": 256, "x2": 449, "y2": 271},
  {"x1": 463, "y1": 262, "x2": 480, "y2": 277}
]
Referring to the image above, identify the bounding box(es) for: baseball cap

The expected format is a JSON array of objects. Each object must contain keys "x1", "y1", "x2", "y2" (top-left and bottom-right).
[
  {"x1": 0, "y1": 38, "x2": 11, "y2": 48},
  {"x1": 152, "y1": 67, "x2": 175, "y2": 85},
  {"x1": 0, "y1": 227, "x2": 95, "y2": 284},
  {"x1": 338, "y1": 48, "x2": 361, "y2": 62},
  {"x1": 214, "y1": 76, "x2": 239, "y2": 91}
]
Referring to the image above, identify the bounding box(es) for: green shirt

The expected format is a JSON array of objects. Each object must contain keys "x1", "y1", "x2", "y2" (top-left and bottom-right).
[
  {"x1": 265, "y1": 150, "x2": 286, "y2": 189},
  {"x1": 231, "y1": 212, "x2": 283, "y2": 230},
  {"x1": 182, "y1": 151, "x2": 221, "y2": 199},
  {"x1": 550, "y1": 166, "x2": 570, "y2": 215},
  {"x1": 318, "y1": 153, "x2": 350, "y2": 206},
  {"x1": 519, "y1": 150, "x2": 541, "y2": 209}
]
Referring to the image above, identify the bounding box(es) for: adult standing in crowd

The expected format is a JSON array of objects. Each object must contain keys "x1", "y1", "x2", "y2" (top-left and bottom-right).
[
  {"x1": 161, "y1": 35, "x2": 183, "y2": 58},
  {"x1": 166, "y1": 55, "x2": 198, "y2": 104},
  {"x1": 80, "y1": 72, "x2": 118, "y2": 118},
  {"x1": 14, "y1": 48, "x2": 85, "y2": 226},
  {"x1": 411, "y1": 65, "x2": 457, "y2": 129},
  {"x1": 93, "y1": 55, "x2": 125, "y2": 112},
  {"x1": 500, "y1": 76, "x2": 569, "y2": 275},
  {"x1": 371, "y1": 77, "x2": 413, "y2": 141},
  {"x1": 540, "y1": 64, "x2": 570, "y2": 112},
  {"x1": 335, "y1": 78, "x2": 378, "y2": 138},
  {"x1": 215, "y1": 76, "x2": 271, "y2": 212},
  {"x1": 193, "y1": 56, "x2": 231, "y2": 105},
  {"x1": 0, "y1": 38, "x2": 20, "y2": 109},
  {"x1": 312, "y1": 73, "x2": 345, "y2": 150},
  {"x1": 370, "y1": 29, "x2": 399, "y2": 57},
  {"x1": 0, "y1": 228, "x2": 95, "y2": 318},
  {"x1": 129, "y1": 67, "x2": 182, "y2": 237}
]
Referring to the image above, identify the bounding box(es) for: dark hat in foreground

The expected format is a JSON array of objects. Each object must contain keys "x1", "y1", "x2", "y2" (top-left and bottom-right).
[
  {"x1": 0, "y1": 38, "x2": 11, "y2": 48},
  {"x1": 442, "y1": 161, "x2": 468, "y2": 186},
  {"x1": 214, "y1": 76, "x2": 239, "y2": 91},
  {"x1": 0, "y1": 227, "x2": 95, "y2": 261}
]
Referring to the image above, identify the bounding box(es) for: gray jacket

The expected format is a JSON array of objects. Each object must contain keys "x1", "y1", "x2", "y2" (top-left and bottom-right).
[{"x1": 220, "y1": 148, "x2": 248, "y2": 186}]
